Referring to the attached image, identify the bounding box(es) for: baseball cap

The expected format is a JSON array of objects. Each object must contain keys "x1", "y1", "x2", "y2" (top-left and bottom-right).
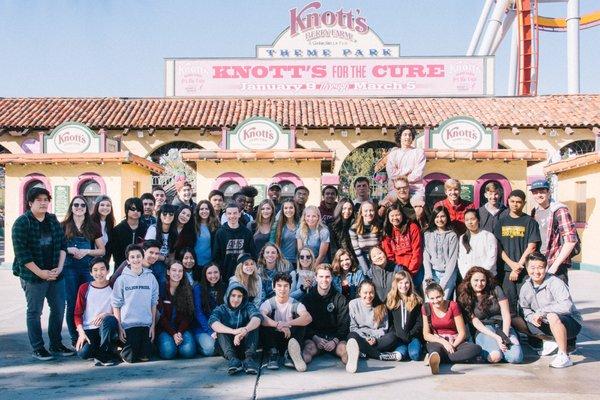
[
  {"x1": 268, "y1": 183, "x2": 282, "y2": 191},
  {"x1": 530, "y1": 180, "x2": 550, "y2": 191},
  {"x1": 237, "y1": 253, "x2": 255, "y2": 264}
]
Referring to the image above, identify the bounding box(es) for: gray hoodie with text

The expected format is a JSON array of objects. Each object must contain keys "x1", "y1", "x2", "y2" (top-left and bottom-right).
[{"x1": 111, "y1": 266, "x2": 159, "y2": 329}]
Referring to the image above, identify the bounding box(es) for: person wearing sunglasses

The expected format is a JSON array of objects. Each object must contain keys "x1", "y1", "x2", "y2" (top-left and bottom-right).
[
  {"x1": 109, "y1": 197, "x2": 148, "y2": 267},
  {"x1": 61, "y1": 196, "x2": 106, "y2": 347}
]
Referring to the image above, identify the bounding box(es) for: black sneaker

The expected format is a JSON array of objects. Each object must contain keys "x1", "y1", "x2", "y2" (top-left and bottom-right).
[
  {"x1": 33, "y1": 348, "x2": 54, "y2": 361},
  {"x1": 94, "y1": 353, "x2": 118, "y2": 366},
  {"x1": 227, "y1": 358, "x2": 243, "y2": 375},
  {"x1": 244, "y1": 358, "x2": 259, "y2": 375},
  {"x1": 266, "y1": 350, "x2": 279, "y2": 370},
  {"x1": 49, "y1": 344, "x2": 75, "y2": 357}
]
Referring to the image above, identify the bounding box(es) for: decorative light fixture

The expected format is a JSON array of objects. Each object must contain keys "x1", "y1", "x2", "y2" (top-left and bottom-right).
[
  {"x1": 303, "y1": 127, "x2": 308, "y2": 136},
  {"x1": 329, "y1": 127, "x2": 335, "y2": 135},
  {"x1": 381, "y1": 127, "x2": 388, "y2": 135},
  {"x1": 355, "y1": 127, "x2": 361, "y2": 136},
  {"x1": 511, "y1": 126, "x2": 520, "y2": 135},
  {"x1": 564, "y1": 126, "x2": 574, "y2": 135},
  {"x1": 137, "y1": 130, "x2": 144, "y2": 138},
  {"x1": 538, "y1": 127, "x2": 546, "y2": 136},
  {"x1": 341, "y1": 129, "x2": 348, "y2": 138},
  {"x1": 549, "y1": 128, "x2": 558, "y2": 137}
]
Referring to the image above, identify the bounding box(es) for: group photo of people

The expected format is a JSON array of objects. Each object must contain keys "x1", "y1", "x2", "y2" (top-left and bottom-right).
[{"x1": 12, "y1": 126, "x2": 582, "y2": 375}]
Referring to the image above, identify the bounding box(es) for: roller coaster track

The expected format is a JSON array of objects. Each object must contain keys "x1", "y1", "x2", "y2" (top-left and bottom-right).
[{"x1": 536, "y1": 10, "x2": 600, "y2": 32}]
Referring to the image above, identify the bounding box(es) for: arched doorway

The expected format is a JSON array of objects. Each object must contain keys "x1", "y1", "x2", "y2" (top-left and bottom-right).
[
  {"x1": 475, "y1": 173, "x2": 511, "y2": 208},
  {"x1": 339, "y1": 140, "x2": 395, "y2": 199},
  {"x1": 423, "y1": 173, "x2": 450, "y2": 209},
  {"x1": 149, "y1": 141, "x2": 203, "y2": 197}
]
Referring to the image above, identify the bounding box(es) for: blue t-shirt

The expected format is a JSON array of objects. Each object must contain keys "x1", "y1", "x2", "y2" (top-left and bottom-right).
[
  {"x1": 280, "y1": 225, "x2": 298, "y2": 263},
  {"x1": 296, "y1": 226, "x2": 330, "y2": 259},
  {"x1": 195, "y1": 224, "x2": 212, "y2": 267}
]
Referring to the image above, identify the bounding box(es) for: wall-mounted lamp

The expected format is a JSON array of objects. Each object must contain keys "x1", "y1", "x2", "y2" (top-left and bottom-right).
[
  {"x1": 538, "y1": 127, "x2": 546, "y2": 136},
  {"x1": 549, "y1": 128, "x2": 558, "y2": 137},
  {"x1": 341, "y1": 130, "x2": 348, "y2": 138},
  {"x1": 355, "y1": 127, "x2": 361, "y2": 136},
  {"x1": 137, "y1": 130, "x2": 144, "y2": 138},
  {"x1": 329, "y1": 127, "x2": 335, "y2": 135},
  {"x1": 564, "y1": 126, "x2": 574, "y2": 135},
  {"x1": 381, "y1": 127, "x2": 388, "y2": 135},
  {"x1": 511, "y1": 126, "x2": 520, "y2": 135}
]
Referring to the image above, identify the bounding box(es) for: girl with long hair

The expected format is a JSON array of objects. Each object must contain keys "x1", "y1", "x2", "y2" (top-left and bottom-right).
[
  {"x1": 193, "y1": 200, "x2": 219, "y2": 267},
  {"x1": 145, "y1": 203, "x2": 178, "y2": 262},
  {"x1": 422, "y1": 282, "x2": 481, "y2": 374},
  {"x1": 346, "y1": 280, "x2": 401, "y2": 373},
  {"x1": 172, "y1": 205, "x2": 196, "y2": 254},
  {"x1": 457, "y1": 267, "x2": 523, "y2": 364},
  {"x1": 327, "y1": 198, "x2": 356, "y2": 260},
  {"x1": 349, "y1": 201, "x2": 381, "y2": 274},
  {"x1": 91, "y1": 195, "x2": 115, "y2": 248},
  {"x1": 290, "y1": 247, "x2": 316, "y2": 300},
  {"x1": 331, "y1": 248, "x2": 365, "y2": 301},
  {"x1": 62, "y1": 195, "x2": 106, "y2": 345},
  {"x1": 270, "y1": 199, "x2": 299, "y2": 266},
  {"x1": 382, "y1": 204, "x2": 423, "y2": 287},
  {"x1": 157, "y1": 261, "x2": 197, "y2": 359},
  {"x1": 369, "y1": 245, "x2": 397, "y2": 303},
  {"x1": 229, "y1": 253, "x2": 264, "y2": 308},
  {"x1": 256, "y1": 242, "x2": 292, "y2": 299},
  {"x1": 458, "y1": 209, "x2": 498, "y2": 278},
  {"x1": 296, "y1": 205, "x2": 330, "y2": 266},
  {"x1": 386, "y1": 271, "x2": 424, "y2": 361},
  {"x1": 250, "y1": 199, "x2": 276, "y2": 254},
  {"x1": 192, "y1": 263, "x2": 226, "y2": 356},
  {"x1": 175, "y1": 247, "x2": 203, "y2": 286},
  {"x1": 423, "y1": 206, "x2": 459, "y2": 300}
]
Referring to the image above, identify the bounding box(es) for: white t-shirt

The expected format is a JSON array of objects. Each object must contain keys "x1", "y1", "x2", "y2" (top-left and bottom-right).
[
  {"x1": 83, "y1": 285, "x2": 113, "y2": 330},
  {"x1": 259, "y1": 298, "x2": 306, "y2": 323}
]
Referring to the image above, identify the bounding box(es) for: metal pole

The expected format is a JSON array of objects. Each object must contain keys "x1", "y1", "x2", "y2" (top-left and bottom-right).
[
  {"x1": 467, "y1": 0, "x2": 495, "y2": 55},
  {"x1": 477, "y1": 0, "x2": 511, "y2": 56},
  {"x1": 508, "y1": 21, "x2": 519, "y2": 95},
  {"x1": 490, "y1": 8, "x2": 516, "y2": 55},
  {"x1": 567, "y1": 0, "x2": 580, "y2": 94}
]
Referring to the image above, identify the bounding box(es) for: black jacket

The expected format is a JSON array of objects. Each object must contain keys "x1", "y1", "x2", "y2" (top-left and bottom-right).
[
  {"x1": 303, "y1": 286, "x2": 349, "y2": 340},
  {"x1": 212, "y1": 222, "x2": 256, "y2": 281},
  {"x1": 109, "y1": 220, "x2": 147, "y2": 267},
  {"x1": 371, "y1": 265, "x2": 395, "y2": 303},
  {"x1": 478, "y1": 204, "x2": 508, "y2": 234},
  {"x1": 389, "y1": 302, "x2": 423, "y2": 343}
]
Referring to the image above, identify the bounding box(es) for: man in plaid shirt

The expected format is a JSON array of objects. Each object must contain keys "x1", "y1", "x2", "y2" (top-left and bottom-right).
[
  {"x1": 12, "y1": 187, "x2": 73, "y2": 360},
  {"x1": 530, "y1": 180, "x2": 579, "y2": 285}
]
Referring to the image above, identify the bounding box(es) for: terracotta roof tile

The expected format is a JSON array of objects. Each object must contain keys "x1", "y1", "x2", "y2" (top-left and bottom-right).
[
  {"x1": 544, "y1": 152, "x2": 600, "y2": 174},
  {"x1": 0, "y1": 95, "x2": 599, "y2": 131}
]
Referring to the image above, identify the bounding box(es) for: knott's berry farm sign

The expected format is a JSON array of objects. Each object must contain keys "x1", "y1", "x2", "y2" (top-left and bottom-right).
[
  {"x1": 429, "y1": 117, "x2": 494, "y2": 150},
  {"x1": 227, "y1": 117, "x2": 293, "y2": 151},
  {"x1": 164, "y1": 1, "x2": 493, "y2": 97},
  {"x1": 44, "y1": 122, "x2": 101, "y2": 154}
]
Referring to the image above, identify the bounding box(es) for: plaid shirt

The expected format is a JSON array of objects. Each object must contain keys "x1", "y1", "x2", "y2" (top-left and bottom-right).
[
  {"x1": 536, "y1": 203, "x2": 578, "y2": 267},
  {"x1": 12, "y1": 210, "x2": 67, "y2": 282}
]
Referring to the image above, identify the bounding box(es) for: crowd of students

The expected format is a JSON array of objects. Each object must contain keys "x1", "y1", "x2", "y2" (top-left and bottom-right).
[{"x1": 12, "y1": 126, "x2": 583, "y2": 374}]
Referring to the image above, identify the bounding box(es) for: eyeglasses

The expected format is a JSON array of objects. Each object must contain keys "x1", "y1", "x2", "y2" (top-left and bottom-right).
[
  {"x1": 128, "y1": 207, "x2": 140, "y2": 212},
  {"x1": 162, "y1": 212, "x2": 174, "y2": 216},
  {"x1": 299, "y1": 255, "x2": 312, "y2": 260},
  {"x1": 72, "y1": 203, "x2": 87, "y2": 208}
]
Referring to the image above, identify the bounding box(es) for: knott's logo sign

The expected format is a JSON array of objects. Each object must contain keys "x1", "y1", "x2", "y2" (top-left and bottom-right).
[
  {"x1": 289, "y1": 2, "x2": 368, "y2": 38},
  {"x1": 44, "y1": 122, "x2": 100, "y2": 154},
  {"x1": 429, "y1": 117, "x2": 494, "y2": 151},
  {"x1": 227, "y1": 117, "x2": 292, "y2": 151},
  {"x1": 255, "y1": 1, "x2": 400, "y2": 58}
]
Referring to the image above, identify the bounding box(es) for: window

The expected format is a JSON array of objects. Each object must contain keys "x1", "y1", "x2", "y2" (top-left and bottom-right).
[
  {"x1": 560, "y1": 140, "x2": 595, "y2": 159},
  {"x1": 425, "y1": 180, "x2": 446, "y2": 209},
  {"x1": 220, "y1": 181, "x2": 241, "y2": 203},
  {"x1": 279, "y1": 180, "x2": 296, "y2": 201},
  {"x1": 79, "y1": 180, "x2": 102, "y2": 207},
  {"x1": 575, "y1": 181, "x2": 587, "y2": 223}
]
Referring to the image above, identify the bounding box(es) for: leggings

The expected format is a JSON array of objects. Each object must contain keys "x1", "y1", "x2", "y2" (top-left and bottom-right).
[
  {"x1": 426, "y1": 341, "x2": 481, "y2": 364},
  {"x1": 348, "y1": 331, "x2": 397, "y2": 359}
]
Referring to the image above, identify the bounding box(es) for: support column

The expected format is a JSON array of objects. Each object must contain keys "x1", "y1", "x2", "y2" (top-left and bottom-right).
[{"x1": 567, "y1": 0, "x2": 580, "y2": 94}]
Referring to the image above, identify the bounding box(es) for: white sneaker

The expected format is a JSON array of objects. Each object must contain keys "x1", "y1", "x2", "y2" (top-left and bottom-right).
[
  {"x1": 550, "y1": 352, "x2": 573, "y2": 368},
  {"x1": 538, "y1": 340, "x2": 559, "y2": 356},
  {"x1": 346, "y1": 338, "x2": 359, "y2": 373}
]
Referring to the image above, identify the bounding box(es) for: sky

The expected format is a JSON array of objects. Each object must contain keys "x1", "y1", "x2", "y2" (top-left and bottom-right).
[{"x1": 0, "y1": 0, "x2": 598, "y2": 97}]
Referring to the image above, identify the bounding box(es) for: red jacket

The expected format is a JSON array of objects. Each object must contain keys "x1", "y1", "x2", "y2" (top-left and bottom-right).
[
  {"x1": 381, "y1": 222, "x2": 423, "y2": 276},
  {"x1": 73, "y1": 282, "x2": 112, "y2": 327},
  {"x1": 434, "y1": 198, "x2": 475, "y2": 236},
  {"x1": 158, "y1": 282, "x2": 192, "y2": 335}
]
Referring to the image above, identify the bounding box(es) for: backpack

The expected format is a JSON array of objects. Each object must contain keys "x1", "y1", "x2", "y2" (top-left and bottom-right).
[{"x1": 266, "y1": 296, "x2": 300, "y2": 320}]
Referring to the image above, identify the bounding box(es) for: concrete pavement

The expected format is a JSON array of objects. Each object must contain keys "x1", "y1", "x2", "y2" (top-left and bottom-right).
[{"x1": 1, "y1": 269, "x2": 599, "y2": 400}]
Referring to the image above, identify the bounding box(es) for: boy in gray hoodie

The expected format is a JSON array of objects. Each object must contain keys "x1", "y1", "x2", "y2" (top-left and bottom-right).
[
  {"x1": 519, "y1": 252, "x2": 582, "y2": 369},
  {"x1": 111, "y1": 244, "x2": 159, "y2": 363},
  {"x1": 209, "y1": 283, "x2": 262, "y2": 375}
]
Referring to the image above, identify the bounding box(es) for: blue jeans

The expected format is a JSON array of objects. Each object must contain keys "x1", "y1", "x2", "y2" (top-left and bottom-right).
[
  {"x1": 475, "y1": 325, "x2": 523, "y2": 364},
  {"x1": 77, "y1": 315, "x2": 119, "y2": 359},
  {"x1": 431, "y1": 268, "x2": 457, "y2": 300},
  {"x1": 195, "y1": 332, "x2": 216, "y2": 356},
  {"x1": 64, "y1": 236, "x2": 94, "y2": 343},
  {"x1": 395, "y1": 337, "x2": 422, "y2": 361},
  {"x1": 157, "y1": 331, "x2": 196, "y2": 359},
  {"x1": 20, "y1": 278, "x2": 66, "y2": 351}
]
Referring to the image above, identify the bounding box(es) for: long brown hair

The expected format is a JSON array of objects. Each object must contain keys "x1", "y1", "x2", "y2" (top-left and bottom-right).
[
  {"x1": 61, "y1": 195, "x2": 100, "y2": 241},
  {"x1": 386, "y1": 271, "x2": 423, "y2": 312},
  {"x1": 91, "y1": 195, "x2": 115, "y2": 232},
  {"x1": 255, "y1": 199, "x2": 275, "y2": 227},
  {"x1": 352, "y1": 200, "x2": 380, "y2": 236},
  {"x1": 357, "y1": 280, "x2": 387, "y2": 328},
  {"x1": 457, "y1": 266, "x2": 497, "y2": 318},
  {"x1": 331, "y1": 248, "x2": 358, "y2": 276},
  {"x1": 199, "y1": 263, "x2": 225, "y2": 315},
  {"x1": 194, "y1": 200, "x2": 219, "y2": 234},
  {"x1": 273, "y1": 199, "x2": 298, "y2": 246},
  {"x1": 167, "y1": 261, "x2": 195, "y2": 320}
]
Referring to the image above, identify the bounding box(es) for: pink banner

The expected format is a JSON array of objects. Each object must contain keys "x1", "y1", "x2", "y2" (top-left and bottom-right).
[{"x1": 170, "y1": 58, "x2": 491, "y2": 97}]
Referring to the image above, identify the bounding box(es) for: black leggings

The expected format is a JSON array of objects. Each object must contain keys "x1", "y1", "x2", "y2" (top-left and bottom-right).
[
  {"x1": 348, "y1": 331, "x2": 397, "y2": 359},
  {"x1": 426, "y1": 341, "x2": 481, "y2": 364}
]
